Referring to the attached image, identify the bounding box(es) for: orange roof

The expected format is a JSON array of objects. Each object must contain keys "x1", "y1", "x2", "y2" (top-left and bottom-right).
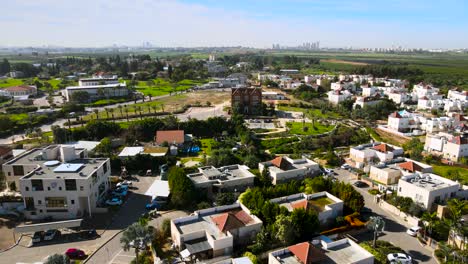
[
  {"x1": 398, "y1": 161, "x2": 423, "y2": 172},
  {"x1": 155, "y1": 130, "x2": 184, "y2": 144},
  {"x1": 211, "y1": 210, "x2": 253, "y2": 233},
  {"x1": 291, "y1": 200, "x2": 309, "y2": 210},
  {"x1": 288, "y1": 242, "x2": 327, "y2": 264},
  {"x1": 373, "y1": 144, "x2": 393, "y2": 153},
  {"x1": 4, "y1": 85, "x2": 35, "y2": 92},
  {"x1": 389, "y1": 112, "x2": 401, "y2": 118},
  {"x1": 271, "y1": 156, "x2": 290, "y2": 170}
]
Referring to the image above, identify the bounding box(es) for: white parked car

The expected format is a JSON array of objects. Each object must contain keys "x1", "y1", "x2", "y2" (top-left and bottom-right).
[
  {"x1": 117, "y1": 180, "x2": 132, "y2": 188},
  {"x1": 387, "y1": 253, "x2": 412, "y2": 264},
  {"x1": 44, "y1": 229, "x2": 60, "y2": 241},
  {"x1": 341, "y1": 164, "x2": 351, "y2": 169},
  {"x1": 406, "y1": 226, "x2": 421, "y2": 236}
]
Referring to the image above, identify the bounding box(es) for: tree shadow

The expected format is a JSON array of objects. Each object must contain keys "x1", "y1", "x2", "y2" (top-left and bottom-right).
[{"x1": 408, "y1": 249, "x2": 433, "y2": 263}]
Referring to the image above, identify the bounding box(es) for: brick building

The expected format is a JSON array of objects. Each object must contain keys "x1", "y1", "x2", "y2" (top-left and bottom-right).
[{"x1": 231, "y1": 87, "x2": 262, "y2": 115}]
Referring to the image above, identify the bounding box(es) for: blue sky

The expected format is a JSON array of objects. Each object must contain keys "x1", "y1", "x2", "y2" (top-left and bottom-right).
[{"x1": 1, "y1": 0, "x2": 467, "y2": 48}]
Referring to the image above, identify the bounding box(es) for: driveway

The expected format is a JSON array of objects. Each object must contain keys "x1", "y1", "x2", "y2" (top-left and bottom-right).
[{"x1": 333, "y1": 168, "x2": 437, "y2": 264}]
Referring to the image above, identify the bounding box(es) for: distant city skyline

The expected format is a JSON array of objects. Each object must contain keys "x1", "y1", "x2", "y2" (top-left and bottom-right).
[{"x1": 1, "y1": 0, "x2": 467, "y2": 49}]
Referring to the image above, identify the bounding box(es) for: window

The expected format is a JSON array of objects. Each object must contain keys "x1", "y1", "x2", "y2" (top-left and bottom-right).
[
  {"x1": 71, "y1": 200, "x2": 75, "y2": 205},
  {"x1": 45, "y1": 197, "x2": 67, "y2": 208},
  {"x1": 103, "y1": 162, "x2": 108, "y2": 174},
  {"x1": 59, "y1": 187, "x2": 62, "y2": 191},
  {"x1": 31, "y1": 180, "x2": 44, "y2": 191},
  {"x1": 13, "y1": 165, "x2": 24, "y2": 176},
  {"x1": 38, "y1": 200, "x2": 42, "y2": 205},
  {"x1": 65, "y1": 179, "x2": 77, "y2": 191},
  {"x1": 80, "y1": 186, "x2": 84, "y2": 191},
  {"x1": 25, "y1": 187, "x2": 29, "y2": 191},
  {"x1": 399, "y1": 187, "x2": 401, "y2": 192},
  {"x1": 25, "y1": 197, "x2": 35, "y2": 210},
  {"x1": 47, "y1": 187, "x2": 51, "y2": 191}
]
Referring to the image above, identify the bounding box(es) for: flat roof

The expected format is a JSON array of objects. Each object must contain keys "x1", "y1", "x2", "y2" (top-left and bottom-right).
[
  {"x1": 400, "y1": 173, "x2": 459, "y2": 190},
  {"x1": 187, "y1": 165, "x2": 255, "y2": 184},
  {"x1": 318, "y1": 240, "x2": 372, "y2": 264},
  {"x1": 144, "y1": 180, "x2": 170, "y2": 199},
  {"x1": 66, "y1": 83, "x2": 126, "y2": 90},
  {"x1": 118, "y1": 147, "x2": 144, "y2": 157}
]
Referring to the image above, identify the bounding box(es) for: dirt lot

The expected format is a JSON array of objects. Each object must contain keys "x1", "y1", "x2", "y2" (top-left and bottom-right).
[
  {"x1": 323, "y1": 59, "x2": 369, "y2": 66},
  {"x1": 0, "y1": 216, "x2": 19, "y2": 250},
  {"x1": 375, "y1": 128, "x2": 411, "y2": 146}
]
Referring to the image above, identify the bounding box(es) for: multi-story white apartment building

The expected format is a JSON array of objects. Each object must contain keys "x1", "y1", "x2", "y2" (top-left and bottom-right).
[
  {"x1": 258, "y1": 156, "x2": 320, "y2": 185},
  {"x1": 349, "y1": 142, "x2": 404, "y2": 169},
  {"x1": 386, "y1": 110, "x2": 458, "y2": 135},
  {"x1": 388, "y1": 91, "x2": 411, "y2": 105},
  {"x1": 171, "y1": 203, "x2": 262, "y2": 260},
  {"x1": 443, "y1": 135, "x2": 468, "y2": 161},
  {"x1": 397, "y1": 173, "x2": 460, "y2": 210},
  {"x1": 78, "y1": 75, "x2": 119, "y2": 86},
  {"x1": 411, "y1": 83, "x2": 441, "y2": 101},
  {"x1": 269, "y1": 192, "x2": 343, "y2": 225},
  {"x1": 269, "y1": 239, "x2": 374, "y2": 264},
  {"x1": 2, "y1": 145, "x2": 110, "y2": 219},
  {"x1": 327, "y1": 90, "x2": 352, "y2": 105},
  {"x1": 331, "y1": 81, "x2": 355, "y2": 91},
  {"x1": 448, "y1": 89, "x2": 468, "y2": 101},
  {"x1": 187, "y1": 165, "x2": 255, "y2": 193}
]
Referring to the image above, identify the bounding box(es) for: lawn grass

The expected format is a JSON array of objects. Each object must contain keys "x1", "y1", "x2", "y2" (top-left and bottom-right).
[
  {"x1": 90, "y1": 98, "x2": 130, "y2": 106},
  {"x1": 0, "y1": 78, "x2": 24, "y2": 88},
  {"x1": 308, "y1": 197, "x2": 334, "y2": 212},
  {"x1": 432, "y1": 165, "x2": 468, "y2": 185},
  {"x1": 277, "y1": 105, "x2": 342, "y2": 119},
  {"x1": 128, "y1": 78, "x2": 204, "y2": 96},
  {"x1": 360, "y1": 241, "x2": 405, "y2": 264},
  {"x1": 200, "y1": 138, "x2": 215, "y2": 155},
  {"x1": 8, "y1": 113, "x2": 29, "y2": 122},
  {"x1": 286, "y1": 121, "x2": 334, "y2": 135}
]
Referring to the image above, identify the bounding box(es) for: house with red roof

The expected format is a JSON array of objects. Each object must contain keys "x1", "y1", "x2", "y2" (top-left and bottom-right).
[
  {"x1": 424, "y1": 132, "x2": 468, "y2": 162},
  {"x1": 258, "y1": 156, "x2": 320, "y2": 185},
  {"x1": 171, "y1": 203, "x2": 262, "y2": 260},
  {"x1": 269, "y1": 192, "x2": 343, "y2": 225},
  {"x1": 349, "y1": 142, "x2": 403, "y2": 169},
  {"x1": 3, "y1": 85, "x2": 37, "y2": 97},
  {"x1": 269, "y1": 239, "x2": 374, "y2": 264}
]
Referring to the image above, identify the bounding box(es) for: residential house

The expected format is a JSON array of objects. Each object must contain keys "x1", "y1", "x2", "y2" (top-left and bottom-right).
[
  {"x1": 258, "y1": 156, "x2": 320, "y2": 185},
  {"x1": 3, "y1": 85, "x2": 37, "y2": 97},
  {"x1": 262, "y1": 91, "x2": 287, "y2": 100},
  {"x1": 2, "y1": 145, "x2": 110, "y2": 219},
  {"x1": 231, "y1": 87, "x2": 262, "y2": 115},
  {"x1": 448, "y1": 89, "x2": 468, "y2": 101},
  {"x1": 187, "y1": 165, "x2": 255, "y2": 194},
  {"x1": 269, "y1": 239, "x2": 374, "y2": 264},
  {"x1": 326, "y1": 90, "x2": 352, "y2": 105},
  {"x1": 349, "y1": 142, "x2": 404, "y2": 169},
  {"x1": 269, "y1": 192, "x2": 343, "y2": 225},
  {"x1": 155, "y1": 130, "x2": 191, "y2": 146},
  {"x1": 353, "y1": 96, "x2": 382, "y2": 109},
  {"x1": 171, "y1": 203, "x2": 262, "y2": 260},
  {"x1": 369, "y1": 158, "x2": 432, "y2": 190},
  {"x1": 397, "y1": 173, "x2": 460, "y2": 210},
  {"x1": 443, "y1": 134, "x2": 468, "y2": 162}
]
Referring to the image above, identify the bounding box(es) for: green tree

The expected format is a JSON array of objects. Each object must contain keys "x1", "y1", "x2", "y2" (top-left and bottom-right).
[
  {"x1": 273, "y1": 214, "x2": 297, "y2": 245},
  {"x1": 291, "y1": 208, "x2": 320, "y2": 241},
  {"x1": 258, "y1": 167, "x2": 272, "y2": 187},
  {"x1": 215, "y1": 192, "x2": 236, "y2": 206},
  {"x1": 120, "y1": 222, "x2": 154, "y2": 264},
  {"x1": 44, "y1": 254, "x2": 69, "y2": 264},
  {"x1": 167, "y1": 167, "x2": 197, "y2": 208},
  {"x1": 367, "y1": 216, "x2": 385, "y2": 248},
  {"x1": 403, "y1": 138, "x2": 424, "y2": 161},
  {"x1": 70, "y1": 91, "x2": 90, "y2": 103},
  {"x1": 95, "y1": 137, "x2": 112, "y2": 156},
  {"x1": 0, "y1": 115, "x2": 14, "y2": 133},
  {"x1": 421, "y1": 211, "x2": 438, "y2": 240}
]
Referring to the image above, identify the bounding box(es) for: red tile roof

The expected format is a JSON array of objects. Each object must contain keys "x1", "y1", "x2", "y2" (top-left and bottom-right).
[
  {"x1": 4, "y1": 85, "x2": 35, "y2": 92},
  {"x1": 373, "y1": 144, "x2": 394, "y2": 153},
  {"x1": 398, "y1": 161, "x2": 423, "y2": 172},
  {"x1": 288, "y1": 242, "x2": 327, "y2": 264},
  {"x1": 450, "y1": 136, "x2": 468, "y2": 145},
  {"x1": 211, "y1": 210, "x2": 253, "y2": 233},
  {"x1": 271, "y1": 156, "x2": 291, "y2": 170},
  {"x1": 155, "y1": 130, "x2": 184, "y2": 145}
]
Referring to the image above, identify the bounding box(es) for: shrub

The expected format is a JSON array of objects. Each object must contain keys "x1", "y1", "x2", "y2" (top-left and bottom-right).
[{"x1": 368, "y1": 189, "x2": 380, "y2": 195}]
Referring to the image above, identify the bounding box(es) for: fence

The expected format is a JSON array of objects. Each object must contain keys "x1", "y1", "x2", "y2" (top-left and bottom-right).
[{"x1": 378, "y1": 200, "x2": 420, "y2": 227}]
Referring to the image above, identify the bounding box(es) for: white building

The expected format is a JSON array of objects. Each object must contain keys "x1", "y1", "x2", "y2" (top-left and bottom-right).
[
  {"x1": 327, "y1": 90, "x2": 352, "y2": 105},
  {"x1": 349, "y1": 142, "x2": 404, "y2": 169},
  {"x1": 386, "y1": 110, "x2": 457, "y2": 135},
  {"x1": 269, "y1": 239, "x2": 374, "y2": 264},
  {"x1": 258, "y1": 156, "x2": 320, "y2": 185},
  {"x1": 262, "y1": 91, "x2": 286, "y2": 100},
  {"x1": 2, "y1": 145, "x2": 110, "y2": 219},
  {"x1": 64, "y1": 82, "x2": 128, "y2": 102},
  {"x1": 269, "y1": 192, "x2": 343, "y2": 225},
  {"x1": 187, "y1": 165, "x2": 255, "y2": 193},
  {"x1": 353, "y1": 96, "x2": 382, "y2": 109},
  {"x1": 3, "y1": 85, "x2": 37, "y2": 97},
  {"x1": 387, "y1": 91, "x2": 411, "y2": 105},
  {"x1": 448, "y1": 89, "x2": 468, "y2": 101},
  {"x1": 443, "y1": 135, "x2": 468, "y2": 162},
  {"x1": 331, "y1": 81, "x2": 355, "y2": 91},
  {"x1": 397, "y1": 173, "x2": 460, "y2": 210},
  {"x1": 78, "y1": 76, "x2": 119, "y2": 86},
  {"x1": 412, "y1": 83, "x2": 441, "y2": 101},
  {"x1": 171, "y1": 203, "x2": 262, "y2": 260}
]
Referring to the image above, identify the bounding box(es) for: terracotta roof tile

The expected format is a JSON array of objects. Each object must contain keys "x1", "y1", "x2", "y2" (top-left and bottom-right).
[
  {"x1": 389, "y1": 112, "x2": 401, "y2": 118},
  {"x1": 211, "y1": 210, "x2": 253, "y2": 233},
  {"x1": 398, "y1": 161, "x2": 423, "y2": 172},
  {"x1": 287, "y1": 242, "x2": 327, "y2": 264},
  {"x1": 155, "y1": 130, "x2": 184, "y2": 145},
  {"x1": 373, "y1": 144, "x2": 393, "y2": 153}
]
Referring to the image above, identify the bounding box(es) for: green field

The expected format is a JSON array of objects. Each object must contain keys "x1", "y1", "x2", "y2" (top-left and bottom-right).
[
  {"x1": 278, "y1": 105, "x2": 343, "y2": 119},
  {"x1": 286, "y1": 121, "x2": 334, "y2": 135},
  {"x1": 433, "y1": 165, "x2": 468, "y2": 185},
  {"x1": 200, "y1": 138, "x2": 215, "y2": 155},
  {"x1": 0, "y1": 78, "x2": 24, "y2": 88},
  {"x1": 125, "y1": 79, "x2": 204, "y2": 96}
]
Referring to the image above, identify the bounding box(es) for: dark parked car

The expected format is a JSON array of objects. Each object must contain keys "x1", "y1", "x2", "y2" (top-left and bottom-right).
[
  {"x1": 80, "y1": 229, "x2": 99, "y2": 239},
  {"x1": 32, "y1": 231, "x2": 44, "y2": 244},
  {"x1": 353, "y1": 181, "x2": 368, "y2": 188},
  {"x1": 65, "y1": 248, "x2": 86, "y2": 259}
]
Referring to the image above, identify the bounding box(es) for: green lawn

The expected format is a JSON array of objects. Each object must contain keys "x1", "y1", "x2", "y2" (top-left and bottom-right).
[
  {"x1": 433, "y1": 165, "x2": 468, "y2": 185},
  {"x1": 360, "y1": 241, "x2": 405, "y2": 264},
  {"x1": 8, "y1": 113, "x2": 29, "y2": 122},
  {"x1": 286, "y1": 121, "x2": 334, "y2": 135},
  {"x1": 200, "y1": 138, "x2": 215, "y2": 155},
  {"x1": 126, "y1": 79, "x2": 204, "y2": 96},
  {"x1": 90, "y1": 98, "x2": 130, "y2": 106},
  {"x1": 308, "y1": 197, "x2": 334, "y2": 212},
  {"x1": 0, "y1": 78, "x2": 24, "y2": 88},
  {"x1": 277, "y1": 105, "x2": 342, "y2": 119}
]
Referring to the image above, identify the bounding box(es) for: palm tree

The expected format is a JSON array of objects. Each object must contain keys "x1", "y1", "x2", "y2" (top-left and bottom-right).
[
  {"x1": 147, "y1": 105, "x2": 152, "y2": 114},
  {"x1": 151, "y1": 105, "x2": 158, "y2": 115},
  {"x1": 93, "y1": 109, "x2": 99, "y2": 120},
  {"x1": 148, "y1": 94, "x2": 152, "y2": 101},
  {"x1": 120, "y1": 222, "x2": 154, "y2": 264},
  {"x1": 135, "y1": 106, "x2": 142, "y2": 120},
  {"x1": 161, "y1": 103, "x2": 165, "y2": 113},
  {"x1": 421, "y1": 211, "x2": 438, "y2": 241},
  {"x1": 124, "y1": 106, "x2": 129, "y2": 122},
  {"x1": 109, "y1": 108, "x2": 115, "y2": 122},
  {"x1": 446, "y1": 199, "x2": 468, "y2": 249},
  {"x1": 118, "y1": 105, "x2": 123, "y2": 118},
  {"x1": 104, "y1": 108, "x2": 110, "y2": 120},
  {"x1": 367, "y1": 216, "x2": 385, "y2": 248},
  {"x1": 438, "y1": 242, "x2": 452, "y2": 263}
]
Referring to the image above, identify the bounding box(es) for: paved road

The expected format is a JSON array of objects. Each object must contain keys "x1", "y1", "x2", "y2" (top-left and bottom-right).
[{"x1": 333, "y1": 168, "x2": 437, "y2": 264}]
